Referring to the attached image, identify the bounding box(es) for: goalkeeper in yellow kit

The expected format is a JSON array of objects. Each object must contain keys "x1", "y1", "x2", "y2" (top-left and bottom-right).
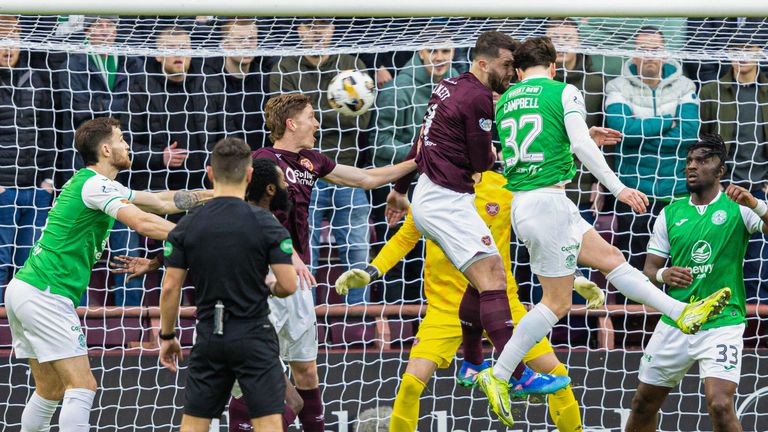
[{"x1": 336, "y1": 170, "x2": 604, "y2": 431}]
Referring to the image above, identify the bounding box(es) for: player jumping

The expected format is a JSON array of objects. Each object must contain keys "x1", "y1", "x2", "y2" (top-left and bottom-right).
[
  {"x1": 626, "y1": 135, "x2": 768, "y2": 432},
  {"x1": 478, "y1": 36, "x2": 731, "y2": 426},
  {"x1": 336, "y1": 169, "x2": 604, "y2": 431},
  {"x1": 385, "y1": 31, "x2": 569, "y2": 411}
]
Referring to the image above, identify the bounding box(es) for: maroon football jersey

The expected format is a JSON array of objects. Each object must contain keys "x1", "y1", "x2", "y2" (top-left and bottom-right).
[
  {"x1": 252, "y1": 147, "x2": 336, "y2": 263},
  {"x1": 395, "y1": 72, "x2": 495, "y2": 194}
]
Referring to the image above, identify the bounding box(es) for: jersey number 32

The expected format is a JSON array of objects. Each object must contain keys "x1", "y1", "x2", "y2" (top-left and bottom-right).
[{"x1": 500, "y1": 114, "x2": 544, "y2": 168}]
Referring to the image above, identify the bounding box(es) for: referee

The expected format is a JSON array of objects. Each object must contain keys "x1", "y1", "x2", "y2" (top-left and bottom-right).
[{"x1": 159, "y1": 137, "x2": 297, "y2": 432}]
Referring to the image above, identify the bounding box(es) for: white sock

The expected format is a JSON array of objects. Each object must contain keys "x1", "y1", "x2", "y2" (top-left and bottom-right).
[
  {"x1": 493, "y1": 303, "x2": 559, "y2": 381},
  {"x1": 607, "y1": 262, "x2": 686, "y2": 320},
  {"x1": 21, "y1": 392, "x2": 59, "y2": 432},
  {"x1": 59, "y1": 388, "x2": 95, "y2": 432}
]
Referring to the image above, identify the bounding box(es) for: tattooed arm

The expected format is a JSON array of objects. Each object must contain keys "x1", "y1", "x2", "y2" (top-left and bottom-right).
[{"x1": 131, "y1": 189, "x2": 214, "y2": 215}]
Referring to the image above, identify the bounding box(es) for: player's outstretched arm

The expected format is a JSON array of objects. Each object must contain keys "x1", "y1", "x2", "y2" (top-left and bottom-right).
[
  {"x1": 726, "y1": 184, "x2": 768, "y2": 235},
  {"x1": 336, "y1": 210, "x2": 421, "y2": 295},
  {"x1": 109, "y1": 255, "x2": 162, "y2": 281},
  {"x1": 132, "y1": 189, "x2": 214, "y2": 215},
  {"x1": 116, "y1": 205, "x2": 176, "y2": 240},
  {"x1": 564, "y1": 113, "x2": 648, "y2": 213},
  {"x1": 159, "y1": 266, "x2": 187, "y2": 372},
  {"x1": 270, "y1": 263, "x2": 298, "y2": 298},
  {"x1": 321, "y1": 159, "x2": 417, "y2": 190}
]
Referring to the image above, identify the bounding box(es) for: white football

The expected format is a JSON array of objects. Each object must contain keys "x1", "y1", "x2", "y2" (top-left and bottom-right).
[{"x1": 327, "y1": 70, "x2": 375, "y2": 116}]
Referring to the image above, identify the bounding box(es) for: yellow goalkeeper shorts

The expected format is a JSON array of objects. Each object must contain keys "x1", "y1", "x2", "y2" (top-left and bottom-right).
[{"x1": 409, "y1": 300, "x2": 554, "y2": 369}]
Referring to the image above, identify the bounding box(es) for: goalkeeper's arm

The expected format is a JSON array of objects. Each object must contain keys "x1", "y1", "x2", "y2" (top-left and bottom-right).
[{"x1": 335, "y1": 210, "x2": 422, "y2": 295}]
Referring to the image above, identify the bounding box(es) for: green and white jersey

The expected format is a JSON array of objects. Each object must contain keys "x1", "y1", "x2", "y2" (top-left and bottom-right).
[
  {"x1": 496, "y1": 76, "x2": 587, "y2": 192},
  {"x1": 648, "y1": 192, "x2": 763, "y2": 330},
  {"x1": 16, "y1": 168, "x2": 135, "y2": 306}
]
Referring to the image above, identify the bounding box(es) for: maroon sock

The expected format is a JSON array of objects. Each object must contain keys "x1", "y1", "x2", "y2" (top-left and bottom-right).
[
  {"x1": 228, "y1": 396, "x2": 253, "y2": 431},
  {"x1": 459, "y1": 285, "x2": 485, "y2": 365},
  {"x1": 282, "y1": 406, "x2": 297, "y2": 431},
  {"x1": 479, "y1": 290, "x2": 526, "y2": 379},
  {"x1": 296, "y1": 388, "x2": 324, "y2": 432}
]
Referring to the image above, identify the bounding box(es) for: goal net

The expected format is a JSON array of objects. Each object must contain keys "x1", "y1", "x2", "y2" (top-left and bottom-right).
[{"x1": 1, "y1": 14, "x2": 767, "y2": 432}]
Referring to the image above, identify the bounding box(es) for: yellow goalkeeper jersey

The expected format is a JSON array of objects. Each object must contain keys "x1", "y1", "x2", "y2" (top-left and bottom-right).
[{"x1": 372, "y1": 171, "x2": 517, "y2": 315}]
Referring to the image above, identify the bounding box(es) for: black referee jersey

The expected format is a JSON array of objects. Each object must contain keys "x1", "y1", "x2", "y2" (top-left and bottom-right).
[{"x1": 164, "y1": 196, "x2": 294, "y2": 419}]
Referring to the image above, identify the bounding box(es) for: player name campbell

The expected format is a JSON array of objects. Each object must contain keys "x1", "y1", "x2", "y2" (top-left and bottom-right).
[{"x1": 502, "y1": 97, "x2": 540, "y2": 112}]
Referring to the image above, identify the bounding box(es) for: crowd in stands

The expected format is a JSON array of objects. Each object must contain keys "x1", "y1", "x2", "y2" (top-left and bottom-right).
[{"x1": 1, "y1": 15, "x2": 767, "y2": 309}]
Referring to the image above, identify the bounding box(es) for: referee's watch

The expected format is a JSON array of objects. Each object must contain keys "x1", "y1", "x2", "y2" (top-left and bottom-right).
[{"x1": 159, "y1": 332, "x2": 177, "y2": 340}]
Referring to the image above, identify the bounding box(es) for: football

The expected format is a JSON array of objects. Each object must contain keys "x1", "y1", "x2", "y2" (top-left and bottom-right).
[{"x1": 327, "y1": 70, "x2": 375, "y2": 116}]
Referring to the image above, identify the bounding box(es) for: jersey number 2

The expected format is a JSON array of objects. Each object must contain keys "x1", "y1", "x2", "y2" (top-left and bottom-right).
[{"x1": 501, "y1": 114, "x2": 543, "y2": 167}]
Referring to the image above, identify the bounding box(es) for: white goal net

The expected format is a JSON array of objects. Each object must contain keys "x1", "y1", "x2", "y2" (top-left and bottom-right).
[{"x1": 0, "y1": 14, "x2": 767, "y2": 432}]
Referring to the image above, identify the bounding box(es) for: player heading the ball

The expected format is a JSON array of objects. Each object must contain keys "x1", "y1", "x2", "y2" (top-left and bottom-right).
[
  {"x1": 386, "y1": 31, "x2": 572, "y2": 429},
  {"x1": 475, "y1": 36, "x2": 731, "y2": 426}
]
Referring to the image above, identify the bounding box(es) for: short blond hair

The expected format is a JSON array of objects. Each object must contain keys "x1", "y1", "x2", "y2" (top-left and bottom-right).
[{"x1": 264, "y1": 93, "x2": 313, "y2": 143}]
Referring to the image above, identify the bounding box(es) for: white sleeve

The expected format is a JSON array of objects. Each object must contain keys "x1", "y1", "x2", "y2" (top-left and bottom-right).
[
  {"x1": 561, "y1": 84, "x2": 587, "y2": 121},
  {"x1": 81, "y1": 175, "x2": 135, "y2": 219},
  {"x1": 647, "y1": 208, "x2": 670, "y2": 258},
  {"x1": 740, "y1": 205, "x2": 765, "y2": 235},
  {"x1": 564, "y1": 113, "x2": 626, "y2": 197}
]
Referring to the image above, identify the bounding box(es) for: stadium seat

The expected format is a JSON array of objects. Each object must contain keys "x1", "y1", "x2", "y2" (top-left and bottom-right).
[
  {"x1": 83, "y1": 317, "x2": 143, "y2": 347},
  {"x1": 0, "y1": 318, "x2": 12, "y2": 348}
]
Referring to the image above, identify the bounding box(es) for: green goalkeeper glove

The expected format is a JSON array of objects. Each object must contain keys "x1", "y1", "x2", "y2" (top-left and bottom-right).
[
  {"x1": 335, "y1": 265, "x2": 381, "y2": 296},
  {"x1": 574, "y1": 275, "x2": 605, "y2": 309}
]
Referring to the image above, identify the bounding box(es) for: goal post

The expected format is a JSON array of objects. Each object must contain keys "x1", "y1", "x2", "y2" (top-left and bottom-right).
[
  {"x1": 0, "y1": 11, "x2": 766, "y2": 432},
  {"x1": 1, "y1": 1, "x2": 768, "y2": 17}
]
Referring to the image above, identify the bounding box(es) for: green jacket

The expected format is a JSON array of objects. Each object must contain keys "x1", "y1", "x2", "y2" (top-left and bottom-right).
[
  {"x1": 373, "y1": 54, "x2": 458, "y2": 167},
  {"x1": 270, "y1": 54, "x2": 371, "y2": 166},
  {"x1": 699, "y1": 68, "x2": 768, "y2": 160},
  {"x1": 556, "y1": 55, "x2": 605, "y2": 206}
]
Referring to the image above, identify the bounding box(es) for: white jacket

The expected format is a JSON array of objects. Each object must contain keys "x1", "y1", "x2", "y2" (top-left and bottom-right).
[{"x1": 605, "y1": 59, "x2": 698, "y2": 118}]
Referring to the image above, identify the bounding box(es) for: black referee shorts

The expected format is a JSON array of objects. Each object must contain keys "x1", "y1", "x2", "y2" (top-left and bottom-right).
[{"x1": 184, "y1": 319, "x2": 285, "y2": 420}]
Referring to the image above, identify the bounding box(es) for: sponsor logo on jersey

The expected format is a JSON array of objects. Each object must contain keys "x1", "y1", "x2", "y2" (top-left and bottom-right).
[
  {"x1": 478, "y1": 118, "x2": 493, "y2": 132},
  {"x1": 724, "y1": 365, "x2": 737, "y2": 371},
  {"x1": 485, "y1": 202, "x2": 500, "y2": 216},
  {"x1": 163, "y1": 241, "x2": 173, "y2": 257},
  {"x1": 481, "y1": 235, "x2": 492, "y2": 246},
  {"x1": 711, "y1": 210, "x2": 727, "y2": 225},
  {"x1": 285, "y1": 166, "x2": 316, "y2": 187},
  {"x1": 101, "y1": 185, "x2": 118, "y2": 194},
  {"x1": 642, "y1": 353, "x2": 653, "y2": 363},
  {"x1": 299, "y1": 157, "x2": 314, "y2": 172},
  {"x1": 674, "y1": 218, "x2": 688, "y2": 227},
  {"x1": 691, "y1": 240, "x2": 712, "y2": 264},
  {"x1": 565, "y1": 254, "x2": 577, "y2": 269}
]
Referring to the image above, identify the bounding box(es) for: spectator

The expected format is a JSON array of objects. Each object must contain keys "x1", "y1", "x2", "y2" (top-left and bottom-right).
[
  {"x1": 0, "y1": 16, "x2": 55, "y2": 298},
  {"x1": 126, "y1": 25, "x2": 227, "y2": 194},
  {"x1": 700, "y1": 38, "x2": 768, "y2": 301},
  {"x1": 373, "y1": 47, "x2": 457, "y2": 167},
  {"x1": 685, "y1": 18, "x2": 768, "y2": 84},
  {"x1": 369, "y1": 46, "x2": 456, "y2": 302},
  {"x1": 546, "y1": 18, "x2": 606, "y2": 224},
  {"x1": 270, "y1": 19, "x2": 373, "y2": 304},
  {"x1": 577, "y1": 18, "x2": 687, "y2": 79},
  {"x1": 605, "y1": 26, "x2": 699, "y2": 268},
  {"x1": 59, "y1": 16, "x2": 144, "y2": 305},
  {"x1": 206, "y1": 18, "x2": 269, "y2": 149}
]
